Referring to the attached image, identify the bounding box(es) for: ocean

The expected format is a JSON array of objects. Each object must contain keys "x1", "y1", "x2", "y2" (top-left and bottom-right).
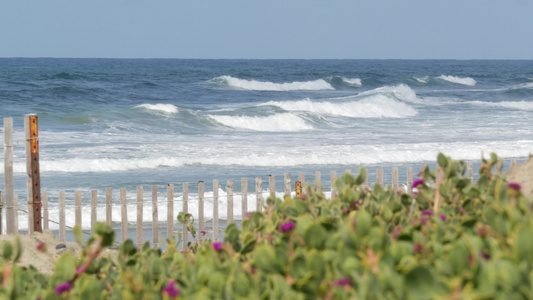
[{"x1": 1, "y1": 58, "x2": 532, "y2": 238}]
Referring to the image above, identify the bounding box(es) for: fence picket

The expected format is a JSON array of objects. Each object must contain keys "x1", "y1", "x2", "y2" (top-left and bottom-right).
[
  {"x1": 152, "y1": 185, "x2": 158, "y2": 248},
  {"x1": 167, "y1": 184, "x2": 174, "y2": 239},
  {"x1": 137, "y1": 186, "x2": 143, "y2": 248},
  {"x1": 182, "y1": 183, "x2": 188, "y2": 250}
]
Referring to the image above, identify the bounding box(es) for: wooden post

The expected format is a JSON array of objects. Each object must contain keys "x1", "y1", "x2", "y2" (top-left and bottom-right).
[
  {"x1": 295, "y1": 181, "x2": 302, "y2": 198},
  {"x1": 344, "y1": 169, "x2": 352, "y2": 175},
  {"x1": 227, "y1": 179, "x2": 234, "y2": 224},
  {"x1": 59, "y1": 191, "x2": 66, "y2": 242},
  {"x1": 136, "y1": 186, "x2": 143, "y2": 248},
  {"x1": 256, "y1": 177, "x2": 262, "y2": 212},
  {"x1": 315, "y1": 171, "x2": 321, "y2": 192},
  {"x1": 91, "y1": 190, "x2": 97, "y2": 234},
  {"x1": 198, "y1": 181, "x2": 204, "y2": 241},
  {"x1": 75, "y1": 190, "x2": 82, "y2": 228},
  {"x1": 269, "y1": 175, "x2": 275, "y2": 198},
  {"x1": 43, "y1": 192, "x2": 48, "y2": 231},
  {"x1": 25, "y1": 114, "x2": 42, "y2": 233},
  {"x1": 213, "y1": 180, "x2": 219, "y2": 242},
  {"x1": 363, "y1": 168, "x2": 368, "y2": 188},
  {"x1": 13, "y1": 195, "x2": 18, "y2": 235},
  {"x1": 152, "y1": 185, "x2": 158, "y2": 248},
  {"x1": 0, "y1": 191, "x2": 2, "y2": 234},
  {"x1": 27, "y1": 180, "x2": 33, "y2": 234},
  {"x1": 467, "y1": 162, "x2": 473, "y2": 183},
  {"x1": 182, "y1": 183, "x2": 188, "y2": 250},
  {"x1": 167, "y1": 184, "x2": 174, "y2": 239},
  {"x1": 106, "y1": 188, "x2": 112, "y2": 226},
  {"x1": 377, "y1": 169, "x2": 384, "y2": 187},
  {"x1": 392, "y1": 167, "x2": 399, "y2": 191},
  {"x1": 284, "y1": 173, "x2": 291, "y2": 198},
  {"x1": 4, "y1": 118, "x2": 15, "y2": 234},
  {"x1": 298, "y1": 172, "x2": 305, "y2": 187},
  {"x1": 121, "y1": 188, "x2": 127, "y2": 242},
  {"x1": 330, "y1": 171, "x2": 337, "y2": 196},
  {"x1": 407, "y1": 167, "x2": 413, "y2": 195},
  {"x1": 241, "y1": 178, "x2": 247, "y2": 219}
]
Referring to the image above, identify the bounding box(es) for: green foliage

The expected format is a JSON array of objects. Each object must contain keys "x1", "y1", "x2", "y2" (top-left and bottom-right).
[{"x1": 1, "y1": 153, "x2": 532, "y2": 299}]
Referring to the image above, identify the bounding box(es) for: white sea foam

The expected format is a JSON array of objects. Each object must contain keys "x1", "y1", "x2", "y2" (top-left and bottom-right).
[
  {"x1": 214, "y1": 75, "x2": 334, "y2": 91},
  {"x1": 437, "y1": 75, "x2": 477, "y2": 86},
  {"x1": 469, "y1": 100, "x2": 533, "y2": 111},
  {"x1": 134, "y1": 103, "x2": 179, "y2": 114},
  {"x1": 341, "y1": 77, "x2": 362, "y2": 86},
  {"x1": 207, "y1": 113, "x2": 313, "y2": 132},
  {"x1": 414, "y1": 76, "x2": 429, "y2": 84},
  {"x1": 261, "y1": 84, "x2": 418, "y2": 118},
  {"x1": 508, "y1": 82, "x2": 533, "y2": 91}
]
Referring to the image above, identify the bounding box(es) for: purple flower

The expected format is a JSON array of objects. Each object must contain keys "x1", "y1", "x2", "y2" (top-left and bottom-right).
[
  {"x1": 422, "y1": 210, "x2": 433, "y2": 216},
  {"x1": 413, "y1": 242, "x2": 424, "y2": 253},
  {"x1": 508, "y1": 182, "x2": 521, "y2": 191},
  {"x1": 212, "y1": 242, "x2": 224, "y2": 252},
  {"x1": 481, "y1": 250, "x2": 491, "y2": 261},
  {"x1": 162, "y1": 280, "x2": 181, "y2": 297},
  {"x1": 439, "y1": 214, "x2": 446, "y2": 221},
  {"x1": 412, "y1": 179, "x2": 425, "y2": 189},
  {"x1": 333, "y1": 277, "x2": 353, "y2": 287},
  {"x1": 37, "y1": 241, "x2": 47, "y2": 252},
  {"x1": 54, "y1": 282, "x2": 73, "y2": 295},
  {"x1": 200, "y1": 230, "x2": 206, "y2": 235},
  {"x1": 279, "y1": 221, "x2": 296, "y2": 233}
]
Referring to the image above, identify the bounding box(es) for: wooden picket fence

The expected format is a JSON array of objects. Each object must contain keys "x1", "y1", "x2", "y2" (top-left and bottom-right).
[{"x1": 0, "y1": 164, "x2": 477, "y2": 250}]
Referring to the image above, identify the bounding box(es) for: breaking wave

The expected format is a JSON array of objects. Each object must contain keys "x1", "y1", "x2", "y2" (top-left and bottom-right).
[{"x1": 212, "y1": 75, "x2": 334, "y2": 91}]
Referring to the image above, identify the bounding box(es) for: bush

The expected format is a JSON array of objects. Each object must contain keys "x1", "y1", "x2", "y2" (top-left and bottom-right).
[{"x1": 0, "y1": 153, "x2": 531, "y2": 299}]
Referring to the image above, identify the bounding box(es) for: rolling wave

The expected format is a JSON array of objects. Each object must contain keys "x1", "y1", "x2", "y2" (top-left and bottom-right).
[
  {"x1": 260, "y1": 84, "x2": 418, "y2": 118},
  {"x1": 133, "y1": 103, "x2": 179, "y2": 114},
  {"x1": 212, "y1": 75, "x2": 334, "y2": 91},
  {"x1": 207, "y1": 113, "x2": 313, "y2": 131},
  {"x1": 437, "y1": 75, "x2": 477, "y2": 86},
  {"x1": 469, "y1": 100, "x2": 533, "y2": 111}
]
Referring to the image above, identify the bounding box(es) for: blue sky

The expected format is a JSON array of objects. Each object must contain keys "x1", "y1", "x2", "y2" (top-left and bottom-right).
[{"x1": 1, "y1": 0, "x2": 532, "y2": 59}]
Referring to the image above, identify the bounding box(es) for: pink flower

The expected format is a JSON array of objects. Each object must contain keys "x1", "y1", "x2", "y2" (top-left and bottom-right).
[
  {"x1": 212, "y1": 242, "x2": 224, "y2": 252},
  {"x1": 279, "y1": 221, "x2": 296, "y2": 233},
  {"x1": 36, "y1": 241, "x2": 47, "y2": 252},
  {"x1": 333, "y1": 277, "x2": 353, "y2": 287},
  {"x1": 508, "y1": 182, "x2": 521, "y2": 191},
  {"x1": 439, "y1": 214, "x2": 446, "y2": 221},
  {"x1": 422, "y1": 210, "x2": 433, "y2": 216},
  {"x1": 414, "y1": 242, "x2": 424, "y2": 253},
  {"x1": 200, "y1": 230, "x2": 206, "y2": 235},
  {"x1": 162, "y1": 280, "x2": 181, "y2": 297},
  {"x1": 54, "y1": 282, "x2": 73, "y2": 295},
  {"x1": 412, "y1": 179, "x2": 425, "y2": 189}
]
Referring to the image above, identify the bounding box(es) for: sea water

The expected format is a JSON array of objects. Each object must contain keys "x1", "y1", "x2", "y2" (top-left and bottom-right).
[{"x1": 1, "y1": 59, "x2": 532, "y2": 238}]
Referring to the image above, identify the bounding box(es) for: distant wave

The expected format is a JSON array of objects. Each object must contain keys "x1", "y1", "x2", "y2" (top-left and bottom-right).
[
  {"x1": 212, "y1": 75, "x2": 334, "y2": 91},
  {"x1": 340, "y1": 77, "x2": 362, "y2": 87},
  {"x1": 261, "y1": 84, "x2": 418, "y2": 118},
  {"x1": 469, "y1": 100, "x2": 533, "y2": 111},
  {"x1": 437, "y1": 75, "x2": 477, "y2": 86},
  {"x1": 507, "y1": 82, "x2": 533, "y2": 91},
  {"x1": 207, "y1": 113, "x2": 313, "y2": 131},
  {"x1": 413, "y1": 76, "x2": 429, "y2": 84},
  {"x1": 133, "y1": 103, "x2": 179, "y2": 114}
]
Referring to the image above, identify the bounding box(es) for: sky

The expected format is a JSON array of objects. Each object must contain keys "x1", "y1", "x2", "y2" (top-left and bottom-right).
[{"x1": 1, "y1": 0, "x2": 532, "y2": 59}]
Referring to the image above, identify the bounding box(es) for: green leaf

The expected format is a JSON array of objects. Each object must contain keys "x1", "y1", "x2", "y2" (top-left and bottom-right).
[
  {"x1": 94, "y1": 222, "x2": 115, "y2": 248},
  {"x1": 355, "y1": 210, "x2": 372, "y2": 237},
  {"x1": 437, "y1": 153, "x2": 448, "y2": 168},
  {"x1": 303, "y1": 223, "x2": 327, "y2": 250},
  {"x1": 224, "y1": 223, "x2": 240, "y2": 247},
  {"x1": 253, "y1": 246, "x2": 282, "y2": 274},
  {"x1": 13, "y1": 236, "x2": 22, "y2": 263},
  {"x1": 3, "y1": 241, "x2": 13, "y2": 261},
  {"x1": 405, "y1": 265, "x2": 435, "y2": 298},
  {"x1": 354, "y1": 167, "x2": 367, "y2": 186},
  {"x1": 515, "y1": 225, "x2": 533, "y2": 261},
  {"x1": 73, "y1": 225, "x2": 83, "y2": 245}
]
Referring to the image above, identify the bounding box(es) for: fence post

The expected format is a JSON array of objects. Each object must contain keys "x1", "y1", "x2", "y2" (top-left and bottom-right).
[
  {"x1": 198, "y1": 181, "x2": 204, "y2": 242},
  {"x1": 363, "y1": 168, "x2": 368, "y2": 189},
  {"x1": 227, "y1": 179, "x2": 234, "y2": 224},
  {"x1": 182, "y1": 183, "x2": 188, "y2": 250},
  {"x1": 298, "y1": 172, "x2": 305, "y2": 187},
  {"x1": 59, "y1": 191, "x2": 66, "y2": 242},
  {"x1": 284, "y1": 173, "x2": 291, "y2": 198},
  {"x1": 75, "y1": 190, "x2": 82, "y2": 229},
  {"x1": 13, "y1": 195, "x2": 18, "y2": 235},
  {"x1": 121, "y1": 188, "x2": 127, "y2": 242},
  {"x1": 27, "y1": 180, "x2": 33, "y2": 234},
  {"x1": 269, "y1": 175, "x2": 275, "y2": 198},
  {"x1": 241, "y1": 178, "x2": 247, "y2": 219},
  {"x1": 392, "y1": 167, "x2": 399, "y2": 190},
  {"x1": 407, "y1": 167, "x2": 413, "y2": 195},
  {"x1": 4, "y1": 118, "x2": 15, "y2": 234},
  {"x1": 256, "y1": 177, "x2": 262, "y2": 212},
  {"x1": 91, "y1": 190, "x2": 97, "y2": 234},
  {"x1": 43, "y1": 192, "x2": 48, "y2": 231},
  {"x1": 167, "y1": 184, "x2": 174, "y2": 239},
  {"x1": 106, "y1": 188, "x2": 112, "y2": 226},
  {"x1": 315, "y1": 171, "x2": 321, "y2": 192},
  {"x1": 467, "y1": 162, "x2": 473, "y2": 183},
  {"x1": 25, "y1": 114, "x2": 42, "y2": 233},
  {"x1": 213, "y1": 180, "x2": 219, "y2": 242},
  {"x1": 330, "y1": 171, "x2": 337, "y2": 196},
  {"x1": 152, "y1": 185, "x2": 158, "y2": 248},
  {"x1": 377, "y1": 169, "x2": 384, "y2": 187},
  {"x1": 136, "y1": 186, "x2": 143, "y2": 248}
]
